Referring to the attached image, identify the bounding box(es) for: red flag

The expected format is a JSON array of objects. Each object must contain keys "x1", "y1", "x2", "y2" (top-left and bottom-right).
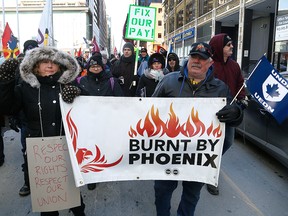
[
  {"x1": 91, "y1": 36, "x2": 100, "y2": 53},
  {"x1": 2, "y1": 23, "x2": 20, "y2": 59},
  {"x1": 156, "y1": 45, "x2": 166, "y2": 53},
  {"x1": 77, "y1": 47, "x2": 82, "y2": 57},
  {"x1": 113, "y1": 47, "x2": 118, "y2": 57}
]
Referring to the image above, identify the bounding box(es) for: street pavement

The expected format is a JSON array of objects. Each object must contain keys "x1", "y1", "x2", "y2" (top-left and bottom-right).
[{"x1": 1, "y1": 129, "x2": 288, "y2": 216}]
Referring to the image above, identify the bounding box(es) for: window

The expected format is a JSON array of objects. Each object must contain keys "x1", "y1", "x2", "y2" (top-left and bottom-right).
[
  {"x1": 176, "y1": 9, "x2": 184, "y2": 29},
  {"x1": 158, "y1": 20, "x2": 162, "y2": 26},
  {"x1": 199, "y1": 0, "x2": 213, "y2": 16},
  {"x1": 158, "y1": 8, "x2": 162, "y2": 13},
  {"x1": 186, "y1": 1, "x2": 195, "y2": 23},
  {"x1": 158, "y1": 33, "x2": 162, "y2": 38}
]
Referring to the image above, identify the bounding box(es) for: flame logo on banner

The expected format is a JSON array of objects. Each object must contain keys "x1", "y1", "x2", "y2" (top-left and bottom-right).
[
  {"x1": 129, "y1": 104, "x2": 222, "y2": 138},
  {"x1": 66, "y1": 109, "x2": 123, "y2": 173}
]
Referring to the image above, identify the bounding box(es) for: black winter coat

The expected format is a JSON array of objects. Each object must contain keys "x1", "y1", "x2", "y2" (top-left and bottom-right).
[
  {"x1": 111, "y1": 55, "x2": 138, "y2": 97},
  {"x1": 0, "y1": 47, "x2": 80, "y2": 138},
  {"x1": 136, "y1": 75, "x2": 159, "y2": 97},
  {"x1": 78, "y1": 70, "x2": 123, "y2": 96}
]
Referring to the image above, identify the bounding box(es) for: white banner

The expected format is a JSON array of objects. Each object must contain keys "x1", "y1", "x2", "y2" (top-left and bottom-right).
[
  {"x1": 60, "y1": 97, "x2": 226, "y2": 187},
  {"x1": 26, "y1": 136, "x2": 80, "y2": 212}
]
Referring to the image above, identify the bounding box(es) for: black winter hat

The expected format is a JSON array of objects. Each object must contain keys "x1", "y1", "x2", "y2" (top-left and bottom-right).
[
  {"x1": 123, "y1": 42, "x2": 135, "y2": 55},
  {"x1": 23, "y1": 40, "x2": 39, "y2": 53},
  {"x1": 87, "y1": 53, "x2": 104, "y2": 70},
  {"x1": 148, "y1": 53, "x2": 165, "y2": 68},
  {"x1": 223, "y1": 34, "x2": 232, "y2": 47}
]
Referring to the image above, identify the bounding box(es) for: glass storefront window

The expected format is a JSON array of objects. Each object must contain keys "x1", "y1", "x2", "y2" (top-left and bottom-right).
[
  {"x1": 278, "y1": 0, "x2": 288, "y2": 16},
  {"x1": 273, "y1": 0, "x2": 288, "y2": 72}
]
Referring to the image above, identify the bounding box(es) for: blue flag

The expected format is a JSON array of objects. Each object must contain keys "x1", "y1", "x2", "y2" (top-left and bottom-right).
[{"x1": 245, "y1": 56, "x2": 288, "y2": 124}]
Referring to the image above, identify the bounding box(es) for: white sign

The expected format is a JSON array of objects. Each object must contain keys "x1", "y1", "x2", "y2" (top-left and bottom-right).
[
  {"x1": 27, "y1": 136, "x2": 80, "y2": 212},
  {"x1": 60, "y1": 97, "x2": 226, "y2": 187},
  {"x1": 275, "y1": 14, "x2": 288, "y2": 41},
  {"x1": 125, "y1": 5, "x2": 156, "y2": 41}
]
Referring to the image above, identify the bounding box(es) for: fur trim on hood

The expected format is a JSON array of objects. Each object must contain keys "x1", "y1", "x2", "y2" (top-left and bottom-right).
[{"x1": 20, "y1": 47, "x2": 80, "y2": 88}]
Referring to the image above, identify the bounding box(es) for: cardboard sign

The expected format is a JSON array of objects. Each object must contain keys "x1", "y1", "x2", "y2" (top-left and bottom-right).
[
  {"x1": 125, "y1": 5, "x2": 156, "y2": 41},
  {"x1": 26, "y1": 136, "x2": 80, "y2": 212}
]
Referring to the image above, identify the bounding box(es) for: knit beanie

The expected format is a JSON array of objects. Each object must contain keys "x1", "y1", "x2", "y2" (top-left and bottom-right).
[
  {"x1": 23, "y1": 40, "x2": 39, "y2": 53},
  {"x1": 123, "y1": 42, "x2": 135, "y2": 55},
  {"x1": 86, "y1": 53, "x2": 104, "y2": 70},
  {"x1": 223, "y1": 34, "x2": 232, "y2": 47},
  {"x1": 148, "y1": 53, "x2": 165, "y2": 69}
]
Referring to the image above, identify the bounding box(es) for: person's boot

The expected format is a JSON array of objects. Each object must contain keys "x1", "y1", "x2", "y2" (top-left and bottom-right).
[
  {"x1": 87, "y1": 183, "x2": 96, "y2": 190},
  {"x1": 19, "y1": 183, "x2": 30, "y2": 196},
  {"x1": 206, "y1": 184, "x2": 219, "y2": 195}
]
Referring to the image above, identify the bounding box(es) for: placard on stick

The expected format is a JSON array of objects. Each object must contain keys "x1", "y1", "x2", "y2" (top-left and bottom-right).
[
  {"x1": 125, "y1": 5, "x2": 156, "y2": 41},
  {"x1": 26, "y1": 136, "x2": 80, "y2": 212}
]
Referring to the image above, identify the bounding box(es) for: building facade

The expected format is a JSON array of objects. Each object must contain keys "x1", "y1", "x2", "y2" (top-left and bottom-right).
[
  {"x1": 163, "y1": 0, "x2": 283, "y2": 73},
  {"x1": 147, "y1": 2, "x2": 165, "y2": 54},
  {"x1": 0, "y1": 0, "x2": 108, "y2": 53}
]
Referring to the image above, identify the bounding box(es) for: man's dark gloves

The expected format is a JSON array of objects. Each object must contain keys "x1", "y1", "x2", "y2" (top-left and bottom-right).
[
  {"x1": 61, "y1": 85, "x2": 81, "y2": 103},
  {"x1": 8, "y1": 116, "x2": 20, "y2": 132},
  {"x1": 0, "y1": 58, "x2": 19, "y2": 82},
  {"x1": 216, "y1": 104, "x2": 243, "y2": 127}
]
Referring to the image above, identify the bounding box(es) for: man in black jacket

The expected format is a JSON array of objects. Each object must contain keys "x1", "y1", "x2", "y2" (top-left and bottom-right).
[{"x1": 111, "y1": 42, "x2": 139, "y2": 96}]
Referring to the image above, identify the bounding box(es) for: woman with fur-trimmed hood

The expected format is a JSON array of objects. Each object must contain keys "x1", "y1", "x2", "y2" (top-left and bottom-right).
[{"x1": 0, "y1": 47, "x2": 86, "y2": 216}]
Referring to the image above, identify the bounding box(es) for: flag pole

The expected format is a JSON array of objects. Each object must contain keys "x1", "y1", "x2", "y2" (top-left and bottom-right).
[
  {"x1": 50, "y1": 1, "x2": 55, "y2": 46},
  {"x1": 2, "y1": 0, "x2": 5, "y2": 30},
  {"x1": 16, "y1": 0, "x2": 21, "y2": 51}
]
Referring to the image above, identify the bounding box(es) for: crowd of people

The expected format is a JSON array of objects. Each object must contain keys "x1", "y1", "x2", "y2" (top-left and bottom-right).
[{"x1": 0, "y1": 34, "x2": 246, "y2": 216}]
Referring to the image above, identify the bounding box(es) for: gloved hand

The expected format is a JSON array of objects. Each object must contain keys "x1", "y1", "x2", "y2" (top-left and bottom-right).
[
  {"x1": 8, "y1": 116, "x2": 20, "y2": 132},
  {"x1": 132, "y1": 74, "x2": 139, "y2": 81},
  {"x1": 61, "y1": 85, "x2": 81, "y2": 103},
  {"x1": 216, "y1": 104, "x2": 241, "y2": 125},
  {"x1": 0, "y1": 58, "x2": 19, "y2": 82}
]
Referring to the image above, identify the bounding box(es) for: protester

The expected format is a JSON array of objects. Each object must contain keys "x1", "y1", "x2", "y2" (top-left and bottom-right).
[
  {"x1": 136, "y1": 53, "x2": 165, "y2": 97},
  {"x1": 164, "y1": 52, "x2": 182, "y2": 74},
  {"x1": 152, "y1": 42, "x2": 243, "y2": 216},
  {"x1": 6, "y1": 40, "x2": 39, "y2": 196},
  {"x1": 100, "y1": 50, "x2": 112, "y2": 70},
  {"x1": 138, "y1": 47, "x2": 149, "y2": 64},
  {"x1": 207, "y1": 33, "x2": 247, "y2": 195},
  {"x1": 77, "y1": 53, "x2": 123, "y2": 97},
  {"x1": 111, "y1": 42, "x2": 138, "y2": 96},
  {"x1": 0, "y1": 47, "x2": 86, "y2": 216},
  {"x1": 76, "y1": 56, "x2": 87, "y2": 77},
  {"x1": 109, "y1": 54, "x2": 118, "y2": 66},
  {"x1": 137, "y1": 47, "x2": 150, "y2": 76},
  {"x1": 62, "y1": 53, "x2": 124, "y2": 191},
  {"x1": 0, "y1": 115, "x2": 4, "y2": 167}
]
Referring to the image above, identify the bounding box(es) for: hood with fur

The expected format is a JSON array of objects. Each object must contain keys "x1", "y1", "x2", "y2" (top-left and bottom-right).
[{"x1": 20, "y1": 47, "x2": 80, "y2": 88}]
